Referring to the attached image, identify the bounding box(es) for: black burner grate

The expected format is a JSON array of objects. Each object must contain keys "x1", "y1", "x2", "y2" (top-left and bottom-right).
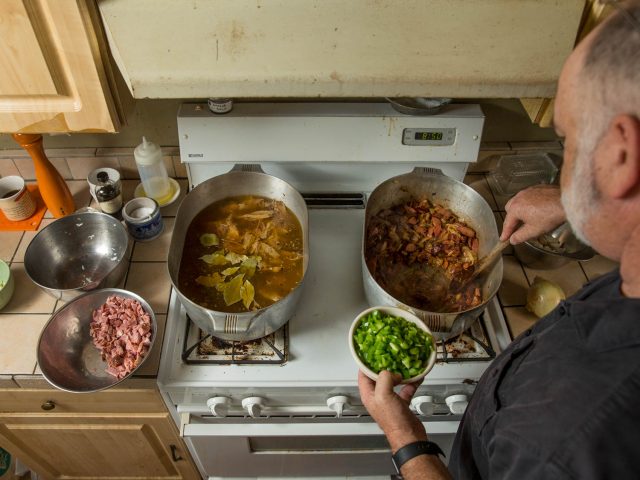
[{"x1": 182, "y1": 315, "x2": 288, "y2": 365}]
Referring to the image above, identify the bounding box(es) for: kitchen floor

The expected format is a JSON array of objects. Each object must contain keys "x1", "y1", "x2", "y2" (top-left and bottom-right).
[{"x1": 0, "y1": 178, "x2": 189, "y2": 380}]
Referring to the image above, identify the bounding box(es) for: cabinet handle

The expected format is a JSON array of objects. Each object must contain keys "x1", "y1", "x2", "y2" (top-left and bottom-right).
[
  {"x1": 170, "y1": 444, "x2": 183, "y2": 462},
  {"x1": 41, "y1": 401, "x2": 56, "y2": 411}
]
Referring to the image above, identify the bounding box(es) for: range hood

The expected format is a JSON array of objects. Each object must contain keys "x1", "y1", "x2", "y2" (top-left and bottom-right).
[{"x1": 97, "y1": 0, "x2": 586, "y2": 99}]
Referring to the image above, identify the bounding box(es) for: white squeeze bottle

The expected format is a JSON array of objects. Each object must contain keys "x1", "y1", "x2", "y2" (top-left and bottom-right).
[{"x1": 134, "y1": 136, "x2": 172, "y2": 205}]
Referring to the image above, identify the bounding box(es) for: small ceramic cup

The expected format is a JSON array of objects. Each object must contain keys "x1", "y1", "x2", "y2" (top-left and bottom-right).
[
  {"x1": 122, "y1": 197, "x2": 163, "y2": 242},
  {"x1": 0, "y1": 176, "x2": 36, "y2": 221},
  {"x1": 87, "y1": 168, "x2": 121, "y2": 203}
]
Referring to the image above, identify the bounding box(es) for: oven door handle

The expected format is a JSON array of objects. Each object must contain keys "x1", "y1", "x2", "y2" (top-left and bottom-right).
[{"x1": 179, "y1": 413, "x2": 459, "y2": 437}]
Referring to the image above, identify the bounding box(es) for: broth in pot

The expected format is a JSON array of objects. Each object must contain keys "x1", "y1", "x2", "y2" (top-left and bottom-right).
[{"x1": 178, "y1": 195, "x2": 304, "y2": 313}]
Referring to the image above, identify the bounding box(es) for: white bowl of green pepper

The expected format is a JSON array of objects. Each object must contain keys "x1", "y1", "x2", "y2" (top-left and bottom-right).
[{"x1": 349, "y1": 306, "x2": 437, "y2": 384}]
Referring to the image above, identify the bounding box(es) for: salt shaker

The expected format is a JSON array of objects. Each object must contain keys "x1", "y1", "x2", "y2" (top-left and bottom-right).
[
  {"x1": 134, "y1": 136, "x2": 172, "y2": 205},
  {"x1": 96, "y1": 171, "x2": 123, "y2": 218}
]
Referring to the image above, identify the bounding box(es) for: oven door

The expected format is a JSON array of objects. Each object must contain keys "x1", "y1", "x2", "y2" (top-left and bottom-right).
[{"x1": 181, "y1": 414, "x2": 458, "y2": 478}]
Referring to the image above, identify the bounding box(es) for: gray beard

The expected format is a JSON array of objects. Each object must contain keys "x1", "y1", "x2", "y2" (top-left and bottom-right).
[{"x1": 560, "y1": 148, "x2": 599, "y2": 247}]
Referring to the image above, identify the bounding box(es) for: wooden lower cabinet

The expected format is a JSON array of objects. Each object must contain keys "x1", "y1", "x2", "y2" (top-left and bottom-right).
[{"x1": 0, "y1": 388, "x2": 200, "y2": 479}]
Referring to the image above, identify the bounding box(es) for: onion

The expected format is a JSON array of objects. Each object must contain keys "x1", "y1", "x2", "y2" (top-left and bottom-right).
[{"x1": 526, "y1": 276, "x2": 566, "y2": 318}]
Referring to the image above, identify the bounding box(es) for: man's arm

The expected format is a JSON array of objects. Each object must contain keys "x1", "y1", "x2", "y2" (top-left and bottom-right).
[
  {"x1": 500, "y1": 184, "x2": 566, "y2": 244},
  {"x1": 358, "y1": 371, "x2": 452, "y2": 480}
]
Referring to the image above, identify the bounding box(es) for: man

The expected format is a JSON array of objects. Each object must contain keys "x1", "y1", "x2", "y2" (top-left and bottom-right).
[{"x1": 359, "y1": 3, "x2": 640, "y2": 479}]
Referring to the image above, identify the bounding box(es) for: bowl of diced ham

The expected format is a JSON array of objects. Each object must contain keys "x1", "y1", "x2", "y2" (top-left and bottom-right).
[{"x1": 37, "y1": 288, "x2": 156, "y2": 393}]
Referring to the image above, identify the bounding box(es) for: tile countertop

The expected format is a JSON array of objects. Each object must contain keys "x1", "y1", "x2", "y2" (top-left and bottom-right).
[
  {"x1": 0, "y1": 179, "x2": 189, "y2": 389},
  {"x1": 0, "y1": 173, "x2": 621, "y2": 387}
]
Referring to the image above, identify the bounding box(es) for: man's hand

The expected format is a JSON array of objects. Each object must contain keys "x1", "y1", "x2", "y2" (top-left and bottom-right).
[
  {"x1": 358, "y1": 370, "x2": 427, "y2": 452},
  {"x1": 500, "y1": 185, "x2": 565, "y2": 245}
]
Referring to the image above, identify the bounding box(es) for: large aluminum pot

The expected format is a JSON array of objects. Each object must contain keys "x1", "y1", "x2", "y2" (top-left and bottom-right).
[
  {"x1": 362, "y1": 167, "x2": 503, "y2": 341},
  {"x1": 168, "y1": 165, "x2": 309, "y2": 342}
]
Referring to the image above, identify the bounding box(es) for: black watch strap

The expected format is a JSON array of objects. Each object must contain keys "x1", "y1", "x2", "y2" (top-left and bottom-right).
[{"x1": 391, "y1": 440, "x2": 446, "y2": 473}]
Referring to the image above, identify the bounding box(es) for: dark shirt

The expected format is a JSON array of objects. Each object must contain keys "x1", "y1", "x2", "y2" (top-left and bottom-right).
[{"x1": 449, "y1": 270, "x2": 640, "y2": 480}]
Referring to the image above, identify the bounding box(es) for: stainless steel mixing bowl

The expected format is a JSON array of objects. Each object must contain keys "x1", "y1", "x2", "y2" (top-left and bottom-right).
[
  {"x1": 37, "y1": 288, "x2": 156, "y2": 393},
  {"x1": 25, "y1": 211, "x2": 131, "y2": 300}
]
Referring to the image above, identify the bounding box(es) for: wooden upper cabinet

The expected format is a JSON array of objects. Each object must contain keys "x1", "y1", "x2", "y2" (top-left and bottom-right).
[{"x1": 0, "y1": 0, "x2": 120, "y2": 133}]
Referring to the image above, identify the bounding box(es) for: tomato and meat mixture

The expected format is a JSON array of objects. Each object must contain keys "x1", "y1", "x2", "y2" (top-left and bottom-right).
[{"x1": 365, "y1": 198, "x2": 482, "y2": 312}]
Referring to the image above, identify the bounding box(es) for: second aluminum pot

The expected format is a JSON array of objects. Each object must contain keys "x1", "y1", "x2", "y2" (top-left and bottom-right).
[
  {"x1": 362, "y1": 167, "x2": 503, "y2": 341},
  {"x1": 168, "y1": 164, "x2": 309, "y2": 342}
]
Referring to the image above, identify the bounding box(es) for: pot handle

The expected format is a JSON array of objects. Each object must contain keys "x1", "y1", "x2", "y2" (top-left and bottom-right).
[
  {"x1": 230, "y1": 163, "x2": 265, "y2": 174},
  {"x1": 411, "y1": 167, "x2": 445, "y2": 177}
]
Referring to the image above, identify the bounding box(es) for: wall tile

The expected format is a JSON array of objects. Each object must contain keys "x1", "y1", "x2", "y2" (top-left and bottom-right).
[
  {"x1": 67, "y1": 156, "x2": 120, "y2": 180},
  {"x1": 14, "y1": 157, "x2": 71, "y2": 181},
  {"x1": 468, "y1": 150, "x2": 515, "y2": 174},
  {"x1": 0, "y1": 314, "x2": 49, "y2": 374},
  {"x1": 509, "y1": 141, "x2": 563, "y2": 151},
  {"x1": 0, "y1": 149, "x2": 29, "y2": 159},
  {"x1": 117, "y1": 155, "x2": 140, "y2": 179},
  {"x1": 0, "y1": 158, "x2": 20, "y2": 177},
  {"x1": 46, "y1": 148, "x2": 96, "y2": 158},
  {"x1": 463, "y1": 174, "x2": 497, "y2": 210}
]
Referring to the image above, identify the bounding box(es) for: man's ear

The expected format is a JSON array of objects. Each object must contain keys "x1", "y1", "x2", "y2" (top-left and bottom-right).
[{"x1": 596, "y1": 114, "x2": 640, "y2": 199}]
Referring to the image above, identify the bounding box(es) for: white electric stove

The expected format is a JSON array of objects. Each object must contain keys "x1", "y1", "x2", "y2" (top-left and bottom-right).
[{"x1": 158, "y1": 102, "x2": 512, "y2": 479}]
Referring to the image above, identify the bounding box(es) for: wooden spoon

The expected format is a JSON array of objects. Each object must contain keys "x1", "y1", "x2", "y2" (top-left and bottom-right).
[{"x1": 451, "y1": 239, "x2": 510, "y2": 291}]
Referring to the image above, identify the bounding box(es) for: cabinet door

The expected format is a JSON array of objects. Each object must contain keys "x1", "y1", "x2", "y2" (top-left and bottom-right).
[
  {"x1": 0, "y1": 0, "x2": 120, "y2": 133},
  {"x1": 0, "y1": 413, "x2": 200, "y2": 479}
]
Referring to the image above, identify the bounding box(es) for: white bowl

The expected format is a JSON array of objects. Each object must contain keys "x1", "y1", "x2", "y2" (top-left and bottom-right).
[{"x1": 349, "y1": 306, "x2": 437, "y2": 384}]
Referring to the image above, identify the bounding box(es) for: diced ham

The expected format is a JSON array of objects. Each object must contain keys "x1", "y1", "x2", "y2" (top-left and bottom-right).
[{"x1": 90, "y1": 295, "x2": 153, "y2": 379}]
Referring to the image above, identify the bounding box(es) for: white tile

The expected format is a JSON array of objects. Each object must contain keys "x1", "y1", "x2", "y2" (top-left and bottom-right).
[
  {"x1": 463, "y1": 174, "x2": 497, "y2": 210},
  {"x1": 46, "y1": 148, "x2": 96, "y2": 158},
  {"x1": 523, "y1": 261, "x2": 588, "y2": 298},
  {"x1": 13, "y1": 374, "x2": 54, "y2": 389},
  {"x1": 498, "y1": 256, "x2": 530, "y2": 307},
  {"x1": 3, "y1": 264, "x2": 57, "y2": 314},
  {"x1": 173, "y1": 155, "x2": 188, "y2": 178},
  {"x1": 13, "y1": 219, "x2": 55, "y2": 262},
  {"x1": 503, "y1": 306, "x2": 539, "y2": 339},
  {"x1": 580, "y1": 255, "x2": 619, "y2": 282},
  {"x1": 132, "y1": 218, "x2": 174, "y2": 262},
  {"x1": 67, "y1": 156, "x2": 120, "y2": 180},
  {"x1": 14, "y1": 157, "x2": 71, "y2": 181},
  {"x1": 0, "y1": 231, "x2": 24, "y2": 262},
  {"x1": 0, "y1": 314, "x2": 49, "y2": 374},
  {"x1": 125, "y1": 262, "x2": 171, "y2": 314},
  {"x1": 0, "y1": 158, "x2": 20, "y2": 177}
]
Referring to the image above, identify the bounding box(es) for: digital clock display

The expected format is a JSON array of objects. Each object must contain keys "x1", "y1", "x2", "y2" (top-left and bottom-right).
[{"x1": 414, "y1": 131, "x2": 444, "y2": 141}]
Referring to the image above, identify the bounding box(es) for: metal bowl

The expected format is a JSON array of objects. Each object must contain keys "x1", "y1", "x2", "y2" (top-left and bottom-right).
[
  {"x1": 37, "y1": 288, "x2": 156, "y2": 393},
  {"x1": 514, "y1": 223, "x2": 595, "y2": 269},
  {"x1": 25, "y1": 211, "x2": 131, "y2": 301}
]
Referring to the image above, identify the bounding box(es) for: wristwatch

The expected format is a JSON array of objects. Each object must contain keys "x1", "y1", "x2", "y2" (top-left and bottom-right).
[{"x1": 391, "y1": 440, "x2": 446, "y2": 473}]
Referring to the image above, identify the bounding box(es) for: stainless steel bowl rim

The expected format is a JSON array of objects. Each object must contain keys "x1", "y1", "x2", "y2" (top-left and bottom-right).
[
  {"x1": 522, "y1": 239, "x2": 595, "y2": 260},
  {"x1": 24, "y1": 211, "x2": 130, "y2": 292},
  {"x1": 37, "y1": 287, "x2": 157, "y2": 393}
]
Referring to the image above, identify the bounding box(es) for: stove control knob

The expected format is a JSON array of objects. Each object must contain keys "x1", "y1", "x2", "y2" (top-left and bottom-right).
[
  {"x1": 445, "y1": 394, "x2": 469, "y2": 415},
  {"x1": 242, "y1": 396, "x2": 265, "y2": 418},
  {"x1": 206, "y1": 396, "x2": 231, "y2": 417},
  {"x1": 411, "y1": 395, "x2": 435, "y2": 416},
  {"x1": 327, "y1": 395, "x2": 350, "y2": 418}
]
